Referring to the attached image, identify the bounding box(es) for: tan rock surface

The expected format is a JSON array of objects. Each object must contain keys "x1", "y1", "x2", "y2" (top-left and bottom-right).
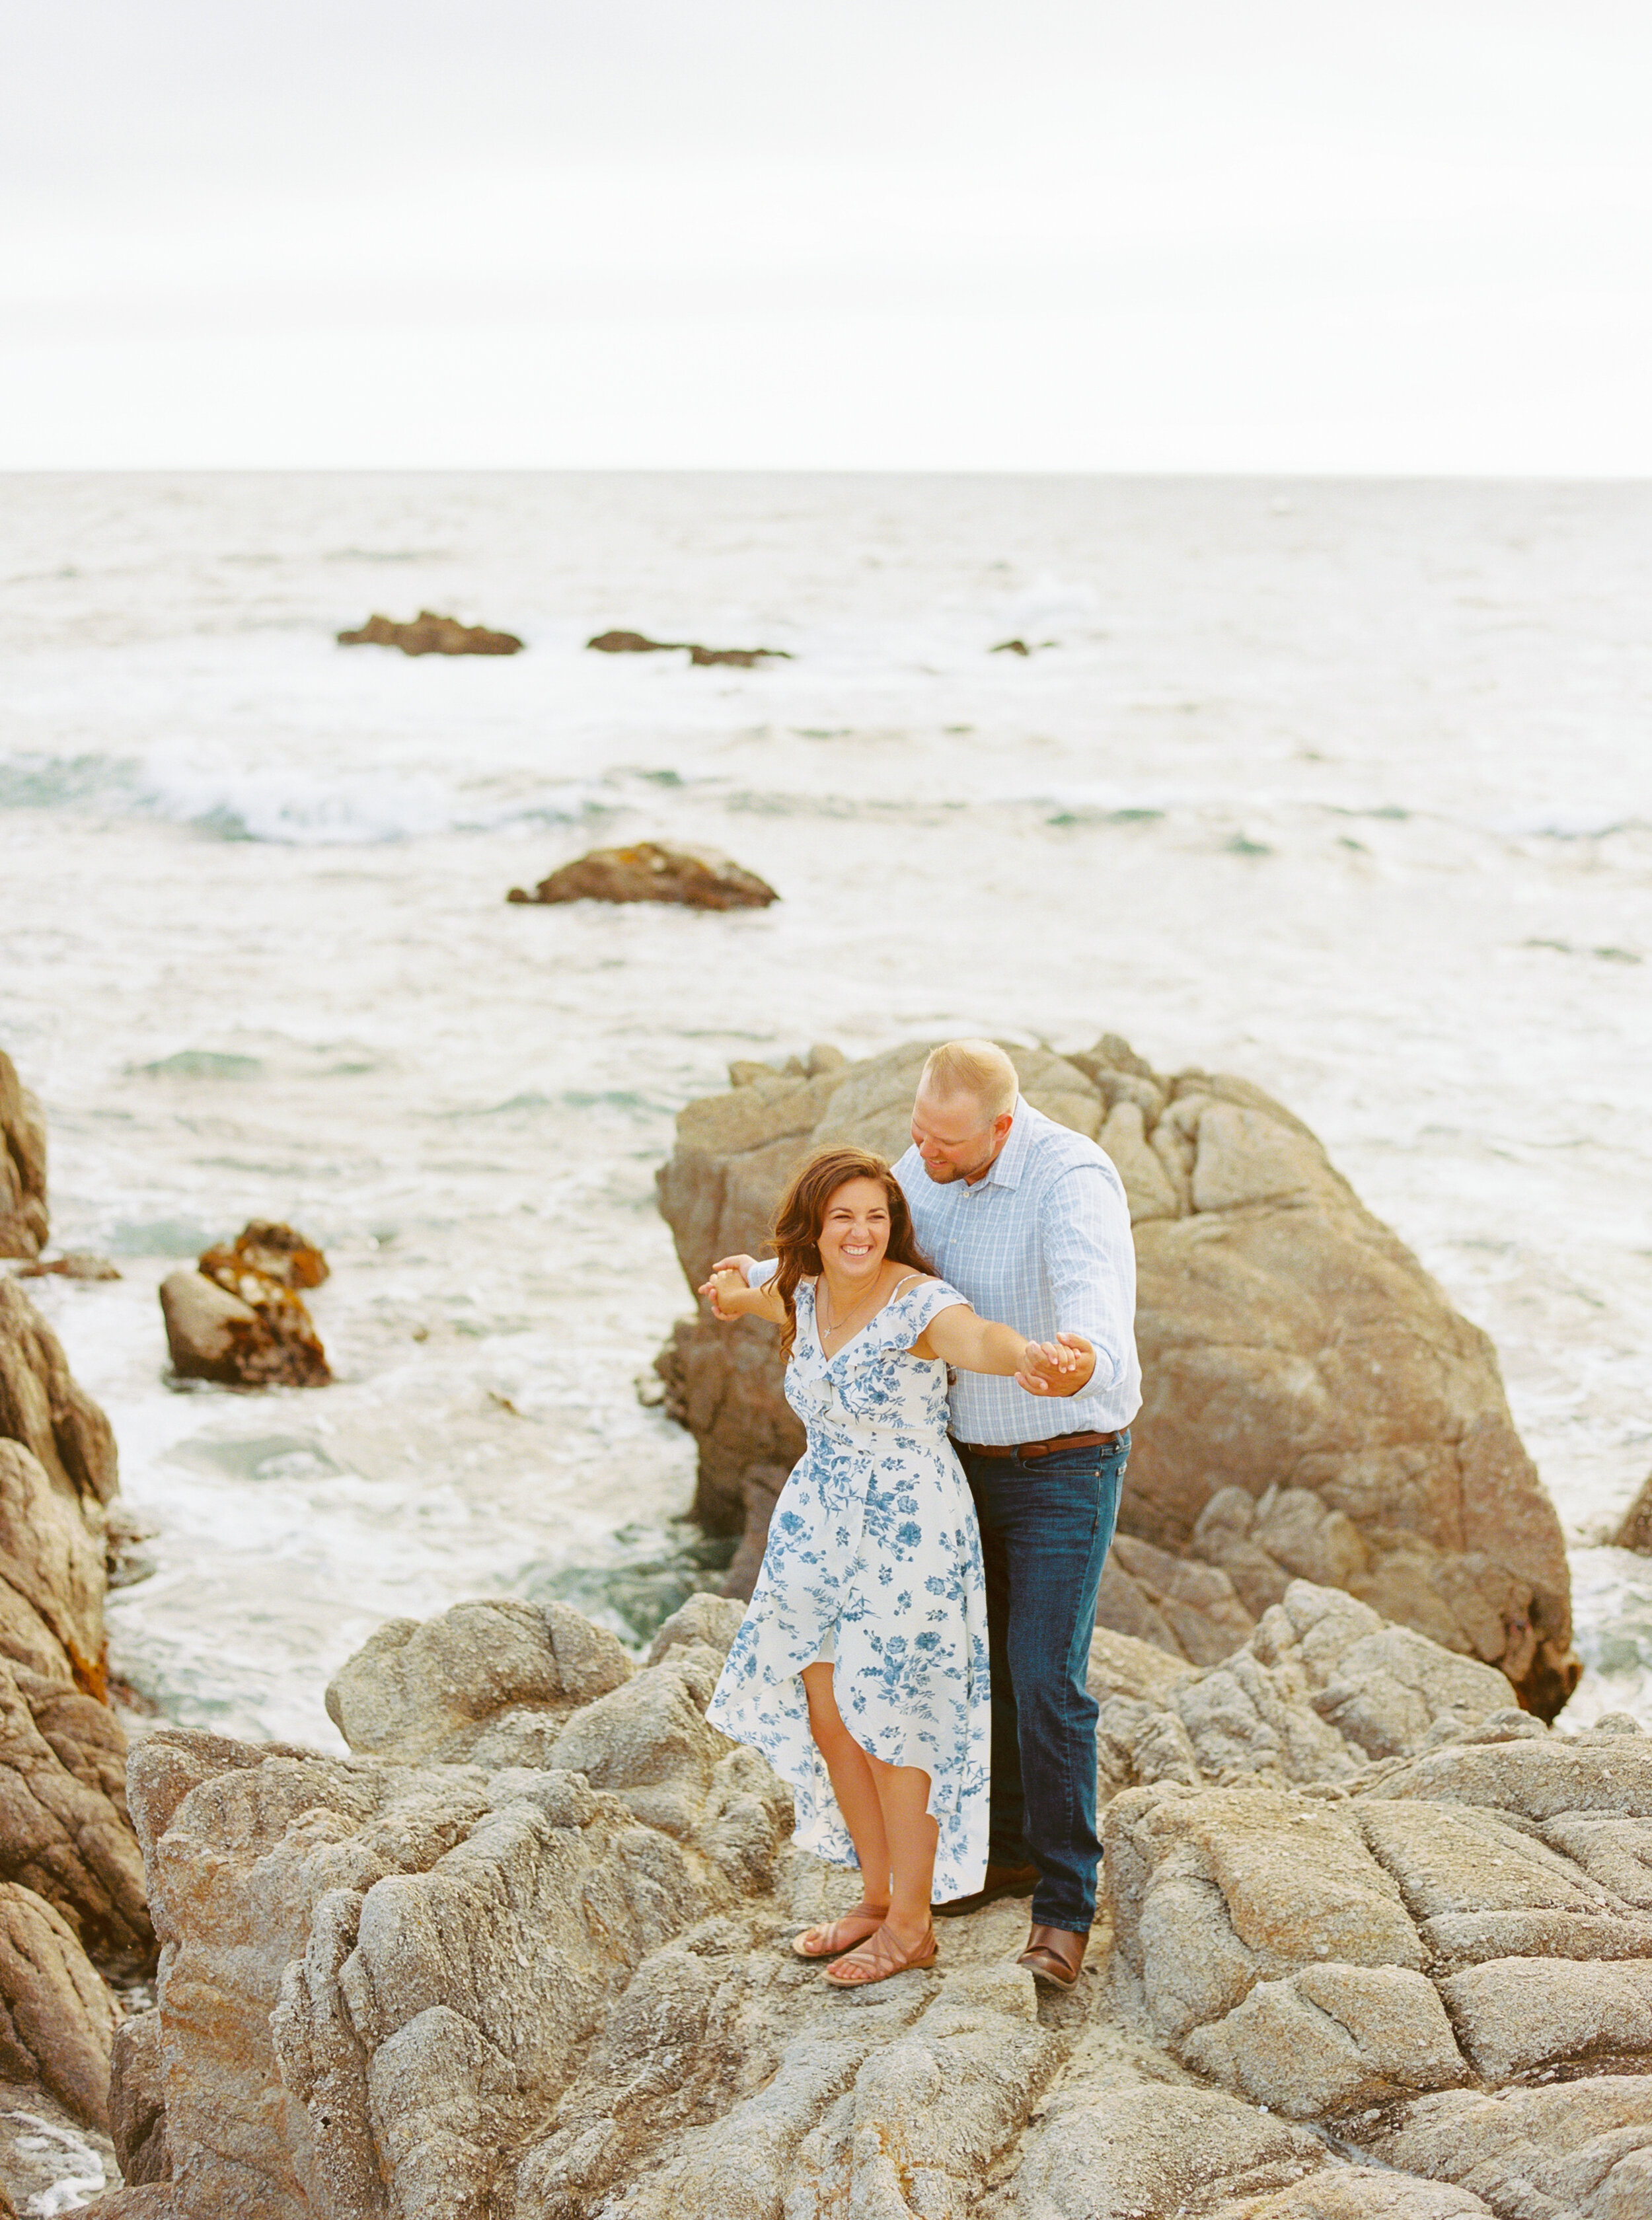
[
  {"x1": 98, "y1": 1586, "x2": 1652, "y2": 2220},
  {"x1": 0, "y1": 1053, "x2": 48, "y2": 1261},
  {"x1": 652, "y1": 1035, "x2": 1577, "y2": 1715},
  {"x1": 0, "y1": 1879, "x2": 118, "y2": 2127},
  {"x1": 0, "y1": 1279, "x2": 118, "y2": 1510}
]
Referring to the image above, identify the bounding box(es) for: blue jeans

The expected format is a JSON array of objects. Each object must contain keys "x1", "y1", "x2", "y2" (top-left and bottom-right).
[{"x1": 954, "y1": 1430, "x2": 1129, "y2": 1934}]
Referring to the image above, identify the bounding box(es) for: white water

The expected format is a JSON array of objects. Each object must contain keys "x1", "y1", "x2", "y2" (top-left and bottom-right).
[{"x1": 1, "y1": 472, "x2": 1649, "y2": 1744}]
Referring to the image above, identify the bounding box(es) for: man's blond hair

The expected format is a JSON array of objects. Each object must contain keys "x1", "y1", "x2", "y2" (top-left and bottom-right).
[{"x1": 919, "y1": 1039, "x2": 1019, "y2": 1122}]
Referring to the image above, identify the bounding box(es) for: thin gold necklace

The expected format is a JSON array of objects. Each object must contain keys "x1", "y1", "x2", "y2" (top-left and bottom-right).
[{"x1": 820, "y1": 1269, "x2": 886, "y2": 1341}]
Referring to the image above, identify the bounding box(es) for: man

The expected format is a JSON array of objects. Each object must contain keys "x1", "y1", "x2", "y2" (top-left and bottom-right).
[{"x1": 711, "y1": 1039, "x2": 1140, "y2": 1988}]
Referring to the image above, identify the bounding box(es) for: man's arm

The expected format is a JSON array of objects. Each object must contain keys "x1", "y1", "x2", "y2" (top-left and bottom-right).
[
  {"x1": 700, "y1": 1266, "x2": 787, "y2": 1323},
  {"x1": 707, "y1": 1252, "x2": 778, "y2": 1289},
  {"x1": 1037, "y1": 1163, "x2": 1135, "y2": 1397}
]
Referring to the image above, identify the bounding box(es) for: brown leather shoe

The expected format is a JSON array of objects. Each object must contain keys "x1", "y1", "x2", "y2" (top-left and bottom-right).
[
  {"x1": 1017, "y1": 1924, "x2": 1088, "y2": 1989},
  {"x1": 934, "y1": 1861, "x2": 1041, "y2": 1918}
]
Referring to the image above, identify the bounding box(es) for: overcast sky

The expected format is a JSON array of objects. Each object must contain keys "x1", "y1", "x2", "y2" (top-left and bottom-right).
[{"x1": 3, "y1": 0, "x2": 1649, "y2": 470}]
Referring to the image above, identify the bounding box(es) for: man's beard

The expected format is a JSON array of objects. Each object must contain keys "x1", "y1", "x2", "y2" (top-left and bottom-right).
[{"x1": 922, "y1": 1148, "x2": 993, "y2": 1185}]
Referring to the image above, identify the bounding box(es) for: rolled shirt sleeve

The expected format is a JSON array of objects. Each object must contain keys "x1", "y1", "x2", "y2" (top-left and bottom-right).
[{"x1": 1037, "y1": 1164, "x2": 1135, "y2": 1398}]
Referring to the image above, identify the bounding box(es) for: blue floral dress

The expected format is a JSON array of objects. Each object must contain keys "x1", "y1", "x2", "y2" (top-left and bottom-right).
[{"x1": 706, "y1": 1276, "x2": 991, "y2": 1902}]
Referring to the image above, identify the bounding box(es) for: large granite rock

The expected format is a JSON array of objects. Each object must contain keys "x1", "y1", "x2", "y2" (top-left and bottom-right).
[
  {"x1": 0, "y1": 1054, "x2": 48, "y2": 1261},
  {"x1": 83, "y1": 1584, "x2": 1652, "y2": 2220},
  {"x1": 652, "y1": 1035, "x2": 1578, "y2": 1717}
]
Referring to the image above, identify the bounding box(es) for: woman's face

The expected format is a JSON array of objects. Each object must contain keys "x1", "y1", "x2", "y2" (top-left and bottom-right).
[{"x1": 817, "y1": 1176, "x2": 891, "y2": 1280}]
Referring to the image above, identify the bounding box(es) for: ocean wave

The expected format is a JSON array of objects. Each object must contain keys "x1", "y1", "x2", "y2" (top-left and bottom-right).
[{"x1": 0, "y1": 747, "x2": 613, "y2": 845}]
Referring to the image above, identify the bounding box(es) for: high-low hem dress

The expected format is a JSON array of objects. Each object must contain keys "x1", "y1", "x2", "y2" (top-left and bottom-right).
[{"x1": 706, "y1": 1275, "x2": 991, "y2": 1903}]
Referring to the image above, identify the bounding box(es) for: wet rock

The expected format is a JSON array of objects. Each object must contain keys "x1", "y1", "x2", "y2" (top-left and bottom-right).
[
  {"x1": 991, "y1": 636, "x2": 1032, "y2": 655},
  {"x1": 0, "y1": 1055, "x2": 47, "y2": 1263},
  {"x1": 508, "y1": 840, "x2": 778, "y2": 910},
  {"x1": 586, "y1": 629, "x2": 792, "y2": 667},
  {"x1": 158, "y1": 1265, "x2": 329, "y2": 1390},
  {"x1": 336, "y1": 610, "x2": 523, "y2": 655},
  {"x1": 0, "y1": 1880, "x2": 118, "y2": 2127},
  {"x1": 652, "y1": 1035, "x2": 1578, "y2": 1714}
]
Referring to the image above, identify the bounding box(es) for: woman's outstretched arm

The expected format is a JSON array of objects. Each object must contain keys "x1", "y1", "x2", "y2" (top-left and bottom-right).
[
  {"x1": 913, "y1": 1303, "x2": 1090, "y2": 1397},
  {"x1": 699, "y1": 1265, "x2": 788, "y2": 1325}
]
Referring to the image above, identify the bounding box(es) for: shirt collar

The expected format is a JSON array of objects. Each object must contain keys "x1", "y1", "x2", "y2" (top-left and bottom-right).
[{"x1": 968, "y1": 1095, "x2": 1030, "y2": 1193}]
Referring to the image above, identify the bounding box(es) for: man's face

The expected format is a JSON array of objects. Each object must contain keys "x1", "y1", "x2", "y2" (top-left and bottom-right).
[{"x1": 910, "y1": 1086, "x2": 1012, "y2": 1185}]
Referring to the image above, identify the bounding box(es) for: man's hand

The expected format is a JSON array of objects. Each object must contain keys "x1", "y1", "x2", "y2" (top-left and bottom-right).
[
  {"x1": 698, "y1": 1263, "x2": 754, "y2": 1319},
  {"x1": 1014, "y1": 1333, "x2": 1097, "y2": 1398},
  {"x1": 708, "y1": 1253, "x2": 757, "y2": 1284}
]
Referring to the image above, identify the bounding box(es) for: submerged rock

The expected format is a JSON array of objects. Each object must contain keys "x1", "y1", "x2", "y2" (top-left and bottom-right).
[
  {"x1": 91, "y1": 1584, "x2": 1652, "y2": 2220},
  {"x1": 652, "y1": 1034, "x2": 1579, "y2": 1716},
  {"x1": 507, "y1": 842, "x2": 778, "y2": 911},
  {"x1": 0, "y1": 1053, "x2": 48, "y2": 1261},
  {"x1": 14, "y1": 1255, "x2": 121, "y2": 1282},
  {"x1": 587, "y1": 629, "x2": 792, "y2": 667},
  {"x1": 336, "y1": 610, "x2": 523, "y2": 655}
]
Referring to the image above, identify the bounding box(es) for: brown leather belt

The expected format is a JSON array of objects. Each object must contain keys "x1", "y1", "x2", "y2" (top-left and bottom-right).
[{"x1": 954, "y1": 1429, "x2": 1121, "y2": 1461}]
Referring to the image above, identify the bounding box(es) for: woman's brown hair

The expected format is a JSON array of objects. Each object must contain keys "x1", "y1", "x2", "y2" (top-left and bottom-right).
[{"x1": 770, "y1": 1146, "x2": 933, "y2": 1356}]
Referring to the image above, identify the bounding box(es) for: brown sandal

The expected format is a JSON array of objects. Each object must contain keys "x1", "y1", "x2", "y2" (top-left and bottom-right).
[
  {"x1": 791, "y1": 1907, "x2": 888, "y2": 1960},
  {"x1": 823, "y1": 1921, "x2": 938, "y2": 1987}
]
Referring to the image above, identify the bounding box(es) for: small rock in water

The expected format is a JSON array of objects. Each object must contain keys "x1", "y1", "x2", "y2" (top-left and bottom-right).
[
  {"x1": 336, "y1": 610, "x2": 523, "y2": 655},
  {"x1": 587, "y1": 628, "x2": 792, "y2": 667},
  {"x1": 587, "y1": 628, "x2": 676, "y2": 653},
  {"x1": 159, "y1": 1224, "x2": 332, "y2": 1389},
  {"x1": 507, "y1": 841, "x2": 778, "y2": 910},
  {"x1": 991, "y1": 636, "x2": 1032, "y2": 655},
  {"x1": 14, "y1": 1253, "x2": 121, "y2": 1280}
]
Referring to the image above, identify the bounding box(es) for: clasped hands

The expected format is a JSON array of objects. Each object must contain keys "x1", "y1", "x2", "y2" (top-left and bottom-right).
[
  {"x1": 700, "y1": 1255, "x2": 757, "y2": 1319},
  {"x1": 1015, "y1": 1333, "x2": 1095, "y2": 1398}
]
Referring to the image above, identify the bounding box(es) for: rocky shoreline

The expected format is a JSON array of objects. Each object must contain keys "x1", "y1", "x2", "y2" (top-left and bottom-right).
[{"x1": 3, "y1": 1035, "x2": 1651, "y2": 2214}]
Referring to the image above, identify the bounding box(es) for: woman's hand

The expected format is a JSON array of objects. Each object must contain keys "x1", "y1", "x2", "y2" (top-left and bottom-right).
[{"x1": 1015, "y1": 1333, "x2": 1097, "y2": 1397}]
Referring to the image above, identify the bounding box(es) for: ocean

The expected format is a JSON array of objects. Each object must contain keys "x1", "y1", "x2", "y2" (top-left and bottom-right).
[{"x1": 2, "y1": 470, "x2": 1649, "y2": 1745}]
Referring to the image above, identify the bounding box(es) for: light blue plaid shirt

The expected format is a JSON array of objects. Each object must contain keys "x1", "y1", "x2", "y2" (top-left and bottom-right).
[
  {"x1": 753, "y1": 1097, "x2": 1141, "y2": 1444},
  {"x1": 892, "y1": 1098, "x2": 1141, "y2": 1444}
]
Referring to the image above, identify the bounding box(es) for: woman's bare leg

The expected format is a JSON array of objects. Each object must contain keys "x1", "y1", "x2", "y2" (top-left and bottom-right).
[
  {"x1": 798, "y1": 1663, "x2": 890, "y2": 1938},
  {"x1": 864, "y1": 1750, "x2": 938, "y2": 1951}
]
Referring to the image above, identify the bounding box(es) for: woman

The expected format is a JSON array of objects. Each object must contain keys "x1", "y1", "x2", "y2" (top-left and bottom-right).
[{"x1": 700, "y1": 1145, "x2": 1087, "y2": 1987}]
